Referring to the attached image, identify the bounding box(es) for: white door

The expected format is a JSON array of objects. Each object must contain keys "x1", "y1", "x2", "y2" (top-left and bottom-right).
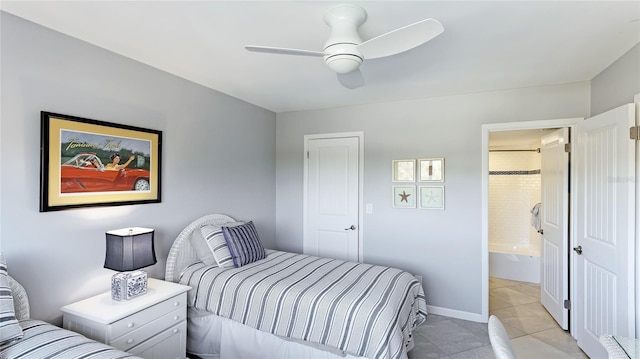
[
  {"x1": 540, "y1": 128, "x2": 569, "y2": 330},
  {"x1": 574, "y1": 103, "x2": 636, "y2": 358},
  {"x1": 305, "y1": 136, "x2": 360, "y2": 262}
]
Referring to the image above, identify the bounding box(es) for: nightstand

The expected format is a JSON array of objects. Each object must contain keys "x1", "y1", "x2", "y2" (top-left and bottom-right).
[{"x1": 61, "y1": 278, "x2": 191, "y2": 359}]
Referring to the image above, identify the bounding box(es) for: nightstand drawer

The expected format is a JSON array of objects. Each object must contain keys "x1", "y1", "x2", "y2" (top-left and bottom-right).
[
  {"x1": 111, "y1": 293, "x2": 186, "y2": 339},
  {"x1": 128, "y1": 321, "x2": 187, "y2": 359},
  {"x1": 111, "y1": 306, "x2": 186, "y2": 351}
]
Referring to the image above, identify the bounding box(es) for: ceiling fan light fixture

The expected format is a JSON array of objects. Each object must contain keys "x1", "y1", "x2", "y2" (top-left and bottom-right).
[
  {"x1": 325, "y1": 54, "x2": 362, "y2": 74},
  {"x1": 244, "y1": 3, "x2": 444, "y2": 85}
]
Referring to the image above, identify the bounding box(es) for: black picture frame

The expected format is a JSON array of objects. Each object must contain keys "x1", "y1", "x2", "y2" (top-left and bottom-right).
[{"x1": 40, "y1": 112, "x2": 162, "y2": 212}]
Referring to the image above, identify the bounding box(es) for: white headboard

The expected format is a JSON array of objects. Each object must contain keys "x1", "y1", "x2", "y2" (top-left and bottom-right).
[{"x1": 165, "y1": 213, "x2": 236, "y2": 282}]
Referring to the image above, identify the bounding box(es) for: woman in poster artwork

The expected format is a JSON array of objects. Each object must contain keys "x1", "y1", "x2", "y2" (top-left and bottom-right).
[{"x1": 105, "y1": 153, "x2": 135, "y2": 170}]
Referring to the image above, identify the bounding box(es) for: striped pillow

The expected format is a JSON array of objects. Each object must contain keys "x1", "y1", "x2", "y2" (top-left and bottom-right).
[
  {"x1": 0, "y1": 253, "x2": 23, "y2": 345},
  {"x1": 222, "y1": 221, "x2": 266, "y2": 267},
  {"x1": 200, "y1": 226, "x2": 234, "y2": 268},
  {"x1": 190, "y1": 227, "x2": 217, "y2": 266}
]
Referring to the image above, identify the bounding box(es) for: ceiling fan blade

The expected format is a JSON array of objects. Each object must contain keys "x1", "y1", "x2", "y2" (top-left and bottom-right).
[
  {"x1": 357, "y1": 18, "x2": 444, "y2": 60},
  {"x1": 337, "y1": 69, "x2": 365, "y2": 89},
  {"x1": 244, "y1": 45, "x2": 325, "y2": 57}
]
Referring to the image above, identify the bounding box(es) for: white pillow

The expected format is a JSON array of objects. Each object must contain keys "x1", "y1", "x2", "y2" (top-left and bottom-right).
[
  {"x1": 200, "y1": 226, "x2": 235, "y2": 268},
  {"x1": 190, "y1": 227, "x2": 218, "y2": 266}
]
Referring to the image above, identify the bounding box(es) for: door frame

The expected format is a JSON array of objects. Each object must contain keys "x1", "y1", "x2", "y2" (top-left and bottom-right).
[
  {"x1": 481, "y1": 118, "x2": 582, "y2": 324},
  {"x1": 303, "y1": 131, "x2": 365, "y2": 262},
  {"x1": 634, "y1": 93, "x2": 640, "y2": 336}
]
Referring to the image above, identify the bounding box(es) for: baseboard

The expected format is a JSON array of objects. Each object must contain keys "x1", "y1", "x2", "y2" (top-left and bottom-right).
[{"x1": 426, "y1": 305, "x2": 485, "y2": 323}]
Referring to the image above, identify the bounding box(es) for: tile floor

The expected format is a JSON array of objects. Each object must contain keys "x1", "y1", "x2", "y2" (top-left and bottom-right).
[{"x1": 408, "y1": 277, "x2": 589, "y2": 359}]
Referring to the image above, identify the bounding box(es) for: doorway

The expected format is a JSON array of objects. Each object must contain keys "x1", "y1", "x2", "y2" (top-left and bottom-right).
[
  {"x1": 481, "y1": 118, "x2": 582, "y2": 324},
  {"x1": 488, "y1": 127, "x2": 570, "y2": 331},
  {"x1": 488, "y1": 130, "x2": 545, "y2": 284}
]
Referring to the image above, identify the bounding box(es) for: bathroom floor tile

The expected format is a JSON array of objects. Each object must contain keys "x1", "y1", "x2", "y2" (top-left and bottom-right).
[
  {"x1": 489, "y1": 286, "x2": 539, "y2": 306},
  {"x1": 510, "y1": 282, "x2": 540, "y2": 297},
  {"x1": 491, "y1": 305, "x2": 559, "y2": 334},
  {"x1": 530, "y1": 327, "x2": 589, "y2": 358},
  {"x1": 511, "y1": 335, "x2": 577, "y2": 359},
  {"x1": 489, "y1": 277, "x2": 520, "y2": 289},
  {"x1": 489, "y1": 294, "x2": 514, "y2": 311}
]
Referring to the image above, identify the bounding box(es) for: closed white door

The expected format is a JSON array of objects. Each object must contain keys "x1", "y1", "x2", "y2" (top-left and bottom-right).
[
  {"x1": 574, "y1": 103, "x2": 636, "y2": 358},
  {"x1": 305, "y1": 136, "x2": 360, "y2": 262},
  {"x1": 540, "y1": 128, "x2": 569, "y2": 330}
]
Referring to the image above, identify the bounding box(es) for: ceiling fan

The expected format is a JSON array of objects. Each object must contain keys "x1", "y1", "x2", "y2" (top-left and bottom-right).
[{"x1": 244, "y1": 4, "x2": 444, "y2": 87}]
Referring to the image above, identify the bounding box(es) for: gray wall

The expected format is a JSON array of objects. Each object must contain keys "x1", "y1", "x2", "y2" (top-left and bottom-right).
[
  {"x1": 0, "y1": 12, "x2": 276, "y2": 323},
  {"x1": 276, "y1": 82, "x2": 590, "y2": 315},
  {"x1": 591, "y1": 43, "x2": 640, "y2": 116}
]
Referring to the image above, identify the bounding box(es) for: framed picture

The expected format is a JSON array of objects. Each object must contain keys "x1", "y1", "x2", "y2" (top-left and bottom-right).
[
  {"x1": 419, "y1": 186, "x2": 445, "y2": 210},
  {"x1": 419, "y1": 158, "x2": 444, "y2": 182},
  {"x1": 40, "y1": 112, "x2": 162, "y2": 212},
  {"x1": 392, "y1": 185, "x2": 416, "y2": 208},
  {"x1": 392, "y1": 159, "x2": 415, "y2": 182}
]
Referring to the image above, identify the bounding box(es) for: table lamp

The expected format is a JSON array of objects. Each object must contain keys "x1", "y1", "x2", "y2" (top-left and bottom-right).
[{"x1": 104, "y1": 227, "x2": 156, "y2": 301}]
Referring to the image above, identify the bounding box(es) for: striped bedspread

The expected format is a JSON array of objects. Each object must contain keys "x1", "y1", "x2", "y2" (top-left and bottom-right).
[
  {"x1": 1, "y1": 320, "x2": 139, "y2": 359},
  {"x1": 179, "y1": 250, "x2": 428, "y2": 359}
]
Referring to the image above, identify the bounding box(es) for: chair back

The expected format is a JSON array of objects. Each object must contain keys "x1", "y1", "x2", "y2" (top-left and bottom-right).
[{"x1": 488, "y1": 315, "x2": 516, "y2": 359}]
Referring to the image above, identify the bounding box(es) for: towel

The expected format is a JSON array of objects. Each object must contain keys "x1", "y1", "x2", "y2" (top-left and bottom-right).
[{"x1": 531, "y1": 202, "x2": 542, "y2": 232}]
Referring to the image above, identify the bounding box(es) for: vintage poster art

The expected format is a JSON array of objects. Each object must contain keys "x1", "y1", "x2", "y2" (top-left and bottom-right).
[{"x1": 40, "y1": 112, "x2": 162, "y2": 212}]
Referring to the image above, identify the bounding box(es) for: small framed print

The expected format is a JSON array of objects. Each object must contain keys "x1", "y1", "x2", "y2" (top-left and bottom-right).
[
  {"x1": 392, "y1": 159, "x2": 416, "y2": 182},
  {"x1": 393, "y1": 186, "x2": 416, "y2": 208},
  {"x1": 419, "y1": 158, "x2": 444, "y2": 182},
  {"x1": 419, "y1": 186, "x2": 445, "y2": 210}
]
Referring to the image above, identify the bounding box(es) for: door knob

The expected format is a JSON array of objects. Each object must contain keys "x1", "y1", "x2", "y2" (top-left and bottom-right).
[
  {"x1": 573, "y1": 245, "x2": 583, "y2": 255},
  {"x1": 344, "y1": 225, "x2": 356, "y2": 230},
  {"x1": 537, "y1": 229, "x2": 544, "y2": 235}
]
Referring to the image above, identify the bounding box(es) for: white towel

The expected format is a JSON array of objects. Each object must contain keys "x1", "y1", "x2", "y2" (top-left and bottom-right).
[{"x1": 531, "y1": 203, "x2": 542, "y2": 231}]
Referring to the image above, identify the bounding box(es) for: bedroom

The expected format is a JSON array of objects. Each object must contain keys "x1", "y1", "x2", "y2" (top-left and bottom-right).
[{"x1": 1, "y1": 1, "x2": 639, "y2": 358}]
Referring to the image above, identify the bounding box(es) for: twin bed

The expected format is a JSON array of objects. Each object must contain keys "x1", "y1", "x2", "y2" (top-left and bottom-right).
[
  {"x1": 164, "y1": 214, "x2": 428, "y2": 359},
  {"x1": 1, "y1": 266, "x2": 139, "y2": 358}
]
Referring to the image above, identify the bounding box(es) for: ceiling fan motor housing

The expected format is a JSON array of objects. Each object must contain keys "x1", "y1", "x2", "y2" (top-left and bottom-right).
[{"x1": 323, "y1": 4, "x2": 367, "y2": 74}]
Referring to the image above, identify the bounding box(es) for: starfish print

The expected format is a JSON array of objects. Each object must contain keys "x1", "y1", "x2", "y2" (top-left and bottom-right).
[
  {"x1": 423, "y1": 190, "x2": 438, "y2": 203},
  {"x1": 399, "y1": 191, "x2": 411, "y2": 203}
]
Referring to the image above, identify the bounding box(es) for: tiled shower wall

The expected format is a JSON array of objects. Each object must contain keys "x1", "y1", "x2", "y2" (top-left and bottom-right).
[{"x1": 489, "y1": 149, "x2": 541, "y2": 256}]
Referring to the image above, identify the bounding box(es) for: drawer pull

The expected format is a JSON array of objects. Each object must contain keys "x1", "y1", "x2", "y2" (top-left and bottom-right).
[
  {"x1": 173, "y1": 315, "x2": 179, "y2": 321},
  {"x1": 173, "y1": 328, "x2": 179, "y2": 334},
  {"x1": 173, "y1": 301, "x2": 180, "y2": 307},
  {"x1": 127, "y1": 322, "x2": 134, "y2": 328},
  {"x1": 127, "y1": 338, "x2": 134, "y2": 344}
]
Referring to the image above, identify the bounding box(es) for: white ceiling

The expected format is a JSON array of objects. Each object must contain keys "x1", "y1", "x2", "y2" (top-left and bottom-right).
[{"x1": 1, "y1": 1, "x2": 639, "y2": 113}]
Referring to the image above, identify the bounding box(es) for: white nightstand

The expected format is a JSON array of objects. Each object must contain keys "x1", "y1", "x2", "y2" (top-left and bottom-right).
[{"x1": 61, "y1": 278, "x2": 191, "y2": 359}]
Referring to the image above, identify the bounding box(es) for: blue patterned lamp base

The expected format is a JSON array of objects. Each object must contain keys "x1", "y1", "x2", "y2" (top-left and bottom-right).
[{"x1": 111, "y1": 270, "x2": 148, "y2": 301}]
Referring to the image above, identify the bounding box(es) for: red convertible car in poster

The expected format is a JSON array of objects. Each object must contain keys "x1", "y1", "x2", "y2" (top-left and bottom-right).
[{"x1": 60, "y1": 153, "x2": 150, "y2": 193}]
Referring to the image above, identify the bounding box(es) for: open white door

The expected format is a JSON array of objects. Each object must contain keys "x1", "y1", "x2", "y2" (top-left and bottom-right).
[
  {"x1": 574, "y1": 103, "x2": 636, "y2": 358},
  {"x1": 304, "y1": 136, "x2": 361, "y2": 262},
  {"x1": 540, "y1": 128, "x2": 569, "y2": 330}
]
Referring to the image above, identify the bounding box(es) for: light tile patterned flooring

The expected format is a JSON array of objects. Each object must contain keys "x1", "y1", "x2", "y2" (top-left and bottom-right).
[{"x1": 408, "y1": 277, "x2": 589, "y2": 358}]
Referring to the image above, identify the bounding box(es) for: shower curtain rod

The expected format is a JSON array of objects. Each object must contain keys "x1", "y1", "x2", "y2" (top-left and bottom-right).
[{"x1": 489, "y1": 149, "x2": 540, "y2": 153}]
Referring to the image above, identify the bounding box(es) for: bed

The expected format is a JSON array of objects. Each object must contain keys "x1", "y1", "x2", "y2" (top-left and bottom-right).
[
  {"x1": 164, "y1": 214, "x2": 428, "y2": 359},
  {"x1": 0, "y1": 269, "x2": 140, "y2": 358}
]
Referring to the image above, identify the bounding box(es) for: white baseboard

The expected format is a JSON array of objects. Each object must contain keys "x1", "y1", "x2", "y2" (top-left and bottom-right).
[{"x1": 426, "y1": 305, "x2": 485, "y2": 323}]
